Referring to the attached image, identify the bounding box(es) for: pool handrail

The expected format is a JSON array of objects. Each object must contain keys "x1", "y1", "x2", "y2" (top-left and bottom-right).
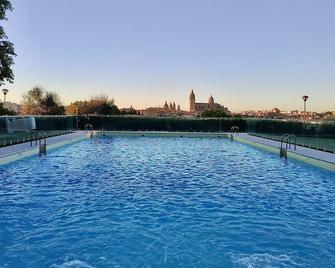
[{"x1": 280, "y1": 133, "x2": 297, "y2": 159}]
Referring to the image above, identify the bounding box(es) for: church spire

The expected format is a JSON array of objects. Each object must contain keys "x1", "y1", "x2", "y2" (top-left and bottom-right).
[
  {"x1": 208, "y1": 94, "x2": 214, "y2": 105},
  {"x1": 189, "y1": 89, "x2": 195, "y2": 98},
  {"x1": 189, "y1": 89, "x2": 196, "y2": 112}
]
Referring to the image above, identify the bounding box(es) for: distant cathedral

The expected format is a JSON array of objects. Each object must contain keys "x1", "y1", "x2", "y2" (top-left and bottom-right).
[
  {"x1": 141, "y1": 89, "x2": 230, "y2": 116},
  {"x1": 189, "y1": 89, "x2": 230, "y2": 115}
]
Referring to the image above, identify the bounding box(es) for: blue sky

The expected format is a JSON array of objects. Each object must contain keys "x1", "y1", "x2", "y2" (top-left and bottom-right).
[{"x1": 3, "y1": 0, "x2": 335, "y2": 112}]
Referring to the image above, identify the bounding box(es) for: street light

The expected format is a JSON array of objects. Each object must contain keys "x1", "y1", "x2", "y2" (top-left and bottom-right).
[
  {"x1": 2, "y1": 88, "x2": 9, "y2": 103},
  {"x1": 75, "y1": 103, "x2": 79, "y2": 130},
  {"x1": 302, "y1": 95, "x2": 309, "y2": 113},
  {"x1": 301, "y1": 95, "x2": 309, "y2": 134}
]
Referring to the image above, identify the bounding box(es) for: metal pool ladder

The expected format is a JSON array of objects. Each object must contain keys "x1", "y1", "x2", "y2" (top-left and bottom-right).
[
  {"x1": 84, "y1": 124, "x2": 93, "y2": 131},
  {"x1": 30, "y1": 130, "x2": 47, "y2": 157},
  {"x1": 280, "y1": 134, "x2": 297, "y2": 159},
  {"x1": 230, "y1": 126, "x2": 240, "y2": 140},
  {"x1": 84, "y1": 124, "x2": 94, "y2": 138}
]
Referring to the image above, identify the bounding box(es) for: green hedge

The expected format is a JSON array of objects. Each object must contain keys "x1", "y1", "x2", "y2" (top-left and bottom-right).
[
  {"x1": 1, "y1": 116, "x2": 335, "y2": 136},
  {"x1": 76, "y1": 116, "x2": 247, "y2": 132},
  {"x1": 34, "y1": 116, "x2": 75, "y2": 130},
  {"x1": 247, "y1": 119, "x2": 335, "y2": 136}
]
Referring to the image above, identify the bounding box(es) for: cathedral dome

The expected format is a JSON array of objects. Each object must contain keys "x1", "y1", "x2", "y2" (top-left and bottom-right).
[{"x1": 208, "y1": 94, "x2": 214, "y2": 105}]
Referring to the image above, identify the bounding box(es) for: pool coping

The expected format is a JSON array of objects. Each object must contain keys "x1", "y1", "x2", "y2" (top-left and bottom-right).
[
  {"x1": 0, "y1": 131, "x2": 334, "y2": 171},
  {"x1": 94, "y1": 131, "x2": 229, "y2": 138},
  {"x1": 0, "y1": 132, "x2": 89, "y2": 165},
  {"x1": 234, "y1": 134, "x2": 335, "y2": 172}
]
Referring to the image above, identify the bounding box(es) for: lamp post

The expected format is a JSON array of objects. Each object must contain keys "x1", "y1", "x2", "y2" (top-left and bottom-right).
[
  {"x1": 2, "y1": 88, "x2": 9, "y2": 104},
  {"x1": 302, "y1": 95, "x2": 309, "y2": 114},
  {"x1": 75, "y1": 104, "x2": 79, "y2": 130},
  {"x1": 301, "y1": 95, "x2": 309, "y2": 135}
]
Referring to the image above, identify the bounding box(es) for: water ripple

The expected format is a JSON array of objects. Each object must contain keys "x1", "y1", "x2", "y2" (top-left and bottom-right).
[{"x1": 0, "y1": 137, "x2": 334, "y2": 267}]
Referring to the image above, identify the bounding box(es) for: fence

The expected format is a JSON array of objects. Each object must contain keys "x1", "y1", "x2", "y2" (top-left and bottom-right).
[
  {"x1": 74, "y1": 116, "x2": 247, "y2": 132},
  {"x1": 0, "y1": 116, "x2": 334, "y2": 152},
  {"x1": 247, "y1": 119, "x2": 335, "y2": 153},
  {"x1": 0, "y1": 116, "x2": 75, "y2": 147},
  {"x1": 0, "y1": 130, "x2": 72, "y2": 148}
]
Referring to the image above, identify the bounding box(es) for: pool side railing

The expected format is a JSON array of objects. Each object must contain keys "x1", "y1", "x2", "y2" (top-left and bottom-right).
[
  {"x1": 249, "y1": 133, "x2": 335, "y2": 153},
  {"x1": 0, "y1": 130, "x2": 74, "y2": 148}
]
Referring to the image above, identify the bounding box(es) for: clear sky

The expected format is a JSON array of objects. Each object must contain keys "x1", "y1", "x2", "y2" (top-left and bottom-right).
[{"x1": 3, "y1": 0, "x2": 335, "y2": 112}]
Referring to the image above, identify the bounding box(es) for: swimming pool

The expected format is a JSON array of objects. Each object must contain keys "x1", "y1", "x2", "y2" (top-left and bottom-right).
[{"x1": 0, "y1": 137, "x2": 334, "y2": 267}]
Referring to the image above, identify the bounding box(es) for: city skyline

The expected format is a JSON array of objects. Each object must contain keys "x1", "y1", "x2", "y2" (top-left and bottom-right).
[
  {"x1": 2, "y1": 87, "x2": 325, "y2": 115},
  {"x1": 3, "y1": 0, "x2": 335, "y2": 112}
]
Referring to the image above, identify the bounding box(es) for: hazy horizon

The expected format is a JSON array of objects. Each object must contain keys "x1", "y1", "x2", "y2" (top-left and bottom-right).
[{"x1": 2, "y1": 0, "x2": 335, "y2": 112}]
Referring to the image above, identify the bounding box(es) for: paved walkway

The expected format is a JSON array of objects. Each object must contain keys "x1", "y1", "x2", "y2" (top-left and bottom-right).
[
  {"x1": 0, "y1": 132, "x2": 86, "y2": 159},
  {"x1": 238, "y1": 133, "x2": 335, "y2": 164}
]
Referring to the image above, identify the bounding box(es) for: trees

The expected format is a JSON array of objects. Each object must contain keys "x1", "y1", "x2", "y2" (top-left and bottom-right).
[
  {"x1": 0, "y1": 102, "x2": 15, "y2": 115},
  {"x1": 66, "y1": 101, "x2": 90, "y2": 115},
  {"x1": 21, "y1": 86, "x2": 65, "y2": 115},
  {"x1": 21, "y1": 87, "x2": 44, "y2": 114},
  {"x1": 0, "y1": 0, "x2": 16, "y2": 86},
  {"x1": 40, "y1": 91, "x2": 65, "y2": 115},
  {"x1": 202, "y1": 109, "x2": 230, "y2": 118},
  {"x1": 67, "y1": 94, "x2": 120, "y2": 115},
  {"x1": 120, "y1": 109, "x2": 138, "y2": 115},
  {"x1": 98, "y1": 101, "x2": 120, "y2": 115},
  {"x1": 88, "y1": 94, "x2": 120, "y2": 115}
]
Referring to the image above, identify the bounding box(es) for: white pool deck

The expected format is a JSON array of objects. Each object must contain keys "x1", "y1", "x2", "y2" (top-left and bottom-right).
[{"x1": 0, "y1": 131, "x2": 334, "y2": 171}]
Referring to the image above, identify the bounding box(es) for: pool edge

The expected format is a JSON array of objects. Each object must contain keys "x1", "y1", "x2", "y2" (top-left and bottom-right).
[
  {"x1": 1, "y1": 131, "x2": 334, "y2": 172},
  {"x1": 234, "y1": 136, "x2": 335, "y2": 172},
  {"x1": 0, "y1": 135, "x2": 88, "y2": 166},
  {"x1": 94, "y1": 131, "x2": 229, "y2": 138}
]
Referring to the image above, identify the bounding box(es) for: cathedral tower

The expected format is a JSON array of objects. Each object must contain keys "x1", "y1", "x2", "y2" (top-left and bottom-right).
[
  {"x1": 189, "y1": 89, "x2": 195, "y2": 112},
  {"x1": 208, "y1": 94, "x2": 214, "y2": 106},
  {"x1": 164, "y1": 101, "x2": 169, "y2": 111}
]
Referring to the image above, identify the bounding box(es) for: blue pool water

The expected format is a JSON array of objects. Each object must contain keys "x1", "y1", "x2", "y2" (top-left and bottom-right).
[{"x1": 0, "y1": 137, "x2": 334, "y2": 267}]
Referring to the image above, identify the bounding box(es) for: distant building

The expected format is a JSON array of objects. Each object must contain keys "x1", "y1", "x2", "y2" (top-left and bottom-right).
[
  {"x1": 120, "y1": 106, "x2": 138, "y2": 115},
  {"x1": 141, "y1": 106, "x2": 165, "y2": 116},
  {"x1": 140, "y1": 89, "x2": 230, "y2": 117},
  {"x1": 272, "y1": 108, "x2": 280, "y2": 114},
  {"x1": 260, "y1": 107, "x2": 284, "y2": 118},
  {"x1": 321, "y1": 111, "x2": 335, "y2": 120},
  {"x1": 2, "y1": 102, "x2": 20, "y2": 114},
  {"x1": 141, "y1": 101, "x2": 186, "y2": 117},
  {"x1": 189, "y1": 89, "x2": 230, "y2": 116}
]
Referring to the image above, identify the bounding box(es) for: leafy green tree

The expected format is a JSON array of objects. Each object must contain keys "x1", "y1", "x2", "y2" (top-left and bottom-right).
[
  {"x1": 0, "y1": 0, "x2": 16, "y2": 86},
  {"x1": 202, "y1": 109, "x2": 230, "y2": 118}
]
